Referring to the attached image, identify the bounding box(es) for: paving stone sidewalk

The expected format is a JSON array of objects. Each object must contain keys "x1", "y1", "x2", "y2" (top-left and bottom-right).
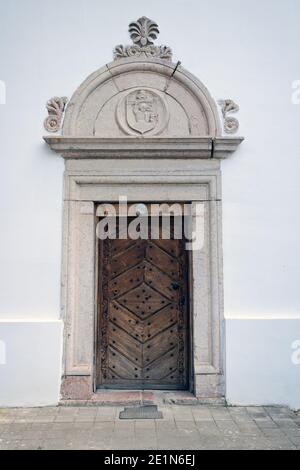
[{"x1": 0, "y1": 405, "x2": 299, "y2": 450}]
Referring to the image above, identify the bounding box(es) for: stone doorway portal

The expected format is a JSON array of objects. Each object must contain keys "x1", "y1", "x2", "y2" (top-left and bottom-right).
[{"x1": 43, "y1": 16, "x2": 243, "y2": 402}]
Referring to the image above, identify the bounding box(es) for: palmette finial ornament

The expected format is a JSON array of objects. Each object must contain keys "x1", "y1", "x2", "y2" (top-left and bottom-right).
[
  {"x1": 114, "y1": 17, "x2": 172, "y2": 61},
  {"x1": 129, "y1": 17, "x2": 159, "y2": 47}
]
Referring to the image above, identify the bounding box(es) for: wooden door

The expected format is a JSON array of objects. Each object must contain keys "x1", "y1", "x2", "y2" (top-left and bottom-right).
[{"x1": 96, "y1": 218, "x2": 189, "y2": 390}]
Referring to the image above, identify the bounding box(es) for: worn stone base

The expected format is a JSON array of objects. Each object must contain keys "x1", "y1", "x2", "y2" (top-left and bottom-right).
[
  {"x1": 194, "y1": 374, "x2": 225, "y2": 400},
  {"x1": 60, "y1": 391, "x2": 151, "y2": 407},
  {"x1": 60, "y1": 389, "x2": 225, "y2": 407},
  {"x1": 61, "y1": 375, "x2": 225, "y2": 406},
  {"x1": 164, "y1": 391, "x2": 225, "y2": 406},
  {"x1": 61, "y1": 376, "x2": 93, "y2": 401}
]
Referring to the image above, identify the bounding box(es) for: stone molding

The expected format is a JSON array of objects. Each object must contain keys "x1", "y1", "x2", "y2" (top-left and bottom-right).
[
  {"x1": 43, "y1": 136, "x2": 243, "y2": 159},
  {"x1": 60, "y1": 159, "x2": 224, "y2": 400}
]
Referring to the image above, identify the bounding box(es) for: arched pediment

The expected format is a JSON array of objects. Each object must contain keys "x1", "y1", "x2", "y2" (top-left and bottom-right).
[
  {"x1": 44, "y1": 16, "x2": 243, "y2": 158},
  {"x1": 62, "y1": 58, "x2": 222, "y2": 138}
]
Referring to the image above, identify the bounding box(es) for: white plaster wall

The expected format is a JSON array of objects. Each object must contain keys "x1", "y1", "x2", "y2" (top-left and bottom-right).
[
  {"x1": 226, "y1": 319, "x2": 300, "y2": 410},
  {"x1": 0, "y1": 321, "x2": 63, "y2": 407},
  {"x1": 0, "y1": 0, "x2": 299, "y2": 407}
]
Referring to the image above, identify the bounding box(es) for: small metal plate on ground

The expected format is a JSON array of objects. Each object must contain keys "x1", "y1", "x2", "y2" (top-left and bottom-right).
[{"x1": 119, "y1": 405, "x2": 163, "y2": 420}]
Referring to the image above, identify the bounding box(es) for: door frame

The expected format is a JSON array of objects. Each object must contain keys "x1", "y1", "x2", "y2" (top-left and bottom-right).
[{"x1": 60, "y1": 159, "x2": 225, "y2": 402}]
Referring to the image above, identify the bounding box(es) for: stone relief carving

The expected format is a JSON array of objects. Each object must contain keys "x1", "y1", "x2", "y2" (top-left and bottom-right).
[
  {"x1": 114, "y1": 16, "x2": 173, "y2": 60},
  {"x1": 116, "y1": 88, "x2": 169, "y2": 136},
  {"x1": 126, "y1": 89, "x2": 158, "y2": 134},
  {"x1": 44, "y1": 96, "x2": 68, "y2": 133},
  {"x1": 218, "y1": 99, "x2": 239, "y2": 134},
  {"x1": 114, "y1": 44, "x2": 172, "y2": 60},
  {"x1": 129, "y1": 16, "x2": 159, "y2": 46}
]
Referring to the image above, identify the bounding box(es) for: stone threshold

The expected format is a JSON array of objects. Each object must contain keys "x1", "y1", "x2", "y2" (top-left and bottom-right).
[{"x1": 59, "y1": 390, "x2": 225, "y2": 407}]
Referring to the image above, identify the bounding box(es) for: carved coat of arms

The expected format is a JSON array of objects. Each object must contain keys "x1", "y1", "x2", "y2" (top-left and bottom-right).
[
  {"x1": 126, "y1": 90, "x2": 158, "y2": 134},
  {"x1": 117, "y1": 88, "x2": 169, "y2": 136}
]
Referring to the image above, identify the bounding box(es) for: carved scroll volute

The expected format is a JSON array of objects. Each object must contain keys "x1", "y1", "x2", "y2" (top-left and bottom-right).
[
  {"x1": 218, "y1": 99, "x2": 240, "y2": 134},
  {"x1": 44, "y1": 96, "x2": 68, "y2": 133}
]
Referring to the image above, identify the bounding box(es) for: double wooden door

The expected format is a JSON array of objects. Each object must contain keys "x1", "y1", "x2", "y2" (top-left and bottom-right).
[{"x1": 97, "y1": 220, "x2": 189, "y2": 390}]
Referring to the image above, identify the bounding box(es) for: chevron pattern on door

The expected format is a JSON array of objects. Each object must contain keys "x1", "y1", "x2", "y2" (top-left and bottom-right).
[{"x1": 97, "y1": 225, "x2": 189, "y2": 390}]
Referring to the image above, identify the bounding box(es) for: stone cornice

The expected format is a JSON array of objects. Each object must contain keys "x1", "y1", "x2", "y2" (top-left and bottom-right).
[{"x1": 43, "y1": 136, "x2": 244, "y2": 159}]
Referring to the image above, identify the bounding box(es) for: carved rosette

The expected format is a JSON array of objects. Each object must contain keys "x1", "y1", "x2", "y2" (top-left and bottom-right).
[
  {"x1": 218, "y1": 99, "x2": 240, "y2": 134},
  {"x1": 113, "y1": 16, "x2": 173, "y2": 61},
  {"x1": 44, "y1": 96, "x2": 68, "y2": 133}
]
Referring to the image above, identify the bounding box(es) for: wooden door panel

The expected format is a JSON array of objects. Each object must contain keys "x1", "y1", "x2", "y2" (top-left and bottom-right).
[
  {"x1": 144, "y1": 263, "x2": 179, "y2": 301},
  {"x1": 108, "y1": 265, "x2": 144, "y2": 298},
  {"x1": 117, "y1": 284, "x2": 170, "y2": 318},
  {"x1": 153, "y1": 238, "x2": 181, "y2": 257},
  {"x1": 110, "y1": 244, "x2": 145, "y2": 277},
  {"x1": 145, "y1": 304, "x2": 178, "y2": 337},
  {"x1": 145, "y1": 354, "x2": 178, "y2": 380},
  {"x1": 107, "y1": 322, "x2": 142, "y2": 365},
  {"x1": 144, "y1": 327, "x2": 178, "y2": 364},
  {"x1": 110, "y1": 238, "x2": 135, "y2": 253},
  {"x1": 107, "y1": 347, "x2": 142, "y2": 380},
  {"x1": 97, "y1": 217, "x2": 189, "y2": 390},
  {"x1": 109, "y1": 302, "x2": 144, "y2": 339},
  {"x1": 145, "y1": 244, "x2": 179, "y2": 279}
]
